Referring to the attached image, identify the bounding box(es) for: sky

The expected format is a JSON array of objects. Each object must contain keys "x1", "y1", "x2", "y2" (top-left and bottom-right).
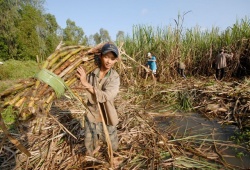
[{"x1": 44, "y1": 0, "x2": 250, "y2": 40}]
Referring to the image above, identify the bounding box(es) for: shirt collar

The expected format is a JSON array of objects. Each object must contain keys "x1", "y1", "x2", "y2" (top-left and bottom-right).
[{"x1": 93, "y1": 68, "x2": 111, "y2": 78}]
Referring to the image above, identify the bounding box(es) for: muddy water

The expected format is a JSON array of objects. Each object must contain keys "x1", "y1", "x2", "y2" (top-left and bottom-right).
[{"x1": 153, "y1": 112, "x2": 250, "y2": 169}]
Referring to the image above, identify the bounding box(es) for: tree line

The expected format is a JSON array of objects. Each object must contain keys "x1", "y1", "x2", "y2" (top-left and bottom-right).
[{"x1": 0, "y1": 0, "x2": 125, "y2": 61}]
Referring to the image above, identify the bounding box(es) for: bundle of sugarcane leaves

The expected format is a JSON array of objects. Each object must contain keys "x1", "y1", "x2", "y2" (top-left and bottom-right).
[
  {"x1": 0, "y1": 43, "x2": 104, "y2": 119},
  {"x1": 0, "y1": 43, "x2": 104, "y2": 169}
]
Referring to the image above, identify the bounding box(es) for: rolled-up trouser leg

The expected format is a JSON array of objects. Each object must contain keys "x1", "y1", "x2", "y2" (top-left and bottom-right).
[
  {"x1": 97, "y1": 123, "x2": 118, "y2": 151},
  {"x1": 84, "y1": 118, "x2": 98, "y2": 155},
  {"x1": 108, "y1": 125, "x2": 118, "y2": 151}
]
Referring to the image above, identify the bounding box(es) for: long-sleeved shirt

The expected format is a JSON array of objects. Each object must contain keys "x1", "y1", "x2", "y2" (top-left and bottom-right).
[
  {"x1": 86, "y1": 67, "x2": 120, "y2": 126},
  {"x1": 215, "y1": 52, "x2": 233, "y2": 69},
  {"x1": 179, "y1": 62, "x2": 186, "y2": 69}
]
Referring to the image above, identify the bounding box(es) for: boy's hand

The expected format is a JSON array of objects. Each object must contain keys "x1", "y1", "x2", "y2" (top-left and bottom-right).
[
  {"x1": 77, "y1": 66, "x2": 88, "y2": 86},
  {"x1": 77, "y1": 66, "x2": 94, "y2": 94}
]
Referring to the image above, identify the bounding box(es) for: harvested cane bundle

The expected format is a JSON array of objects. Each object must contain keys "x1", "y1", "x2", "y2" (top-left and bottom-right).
[
  {"x1": 0, "y1": 43, "x2": 105, "y2": 157},
  {"x1": 0, "y1": 45, "x2": 102, "y2": 119}
]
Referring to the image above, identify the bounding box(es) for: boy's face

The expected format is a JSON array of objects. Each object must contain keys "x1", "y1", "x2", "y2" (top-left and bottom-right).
[{"x1": 100, "y1": 52, "x2": 118, "y2": 70}]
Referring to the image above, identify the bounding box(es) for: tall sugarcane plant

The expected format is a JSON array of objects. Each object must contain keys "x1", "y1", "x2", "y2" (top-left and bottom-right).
[{"x1": 119, "y1": 17, "x2": 250, "y2": 84}]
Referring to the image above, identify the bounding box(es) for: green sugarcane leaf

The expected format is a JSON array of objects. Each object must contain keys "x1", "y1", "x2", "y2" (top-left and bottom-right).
[{"x1": 35, "y1": 69, "x2": 66, "y2": 98}]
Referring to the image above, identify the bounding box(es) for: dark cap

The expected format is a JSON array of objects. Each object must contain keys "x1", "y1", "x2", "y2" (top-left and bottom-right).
[{"x1": 101, "y1": 43, "x2": 119, "y2": 57}]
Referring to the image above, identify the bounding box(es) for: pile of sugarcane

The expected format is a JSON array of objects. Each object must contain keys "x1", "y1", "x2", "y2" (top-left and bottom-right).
[
  {"x1": 0, "y1": 42, "x2": 150, "y2": 120},
  {"x1": 194, "y1": 78, "x2": 250, "y2": 129},
  {"x1": 0, "y1": 44, "x2": 102, "y2": 119},
  {"x1": 0, "y1": 43, "x2": 106, "y2": 157}
]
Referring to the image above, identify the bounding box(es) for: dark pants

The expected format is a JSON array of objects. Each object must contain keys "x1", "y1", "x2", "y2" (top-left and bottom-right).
[
  {"x1": 84, "y1": 118, "x2": 118, "y2": 155},
  {"x1": 216, "y1": 68, "x2": 225, "y2": 80},
  {"x1": 178, "y1": 68, "x2": 186, "y2": 78}
]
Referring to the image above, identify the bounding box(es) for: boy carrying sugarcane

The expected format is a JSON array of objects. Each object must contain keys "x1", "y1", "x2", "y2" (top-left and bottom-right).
[{"x1": 77, "y1": 42, "x2": 120, "y2": 156}]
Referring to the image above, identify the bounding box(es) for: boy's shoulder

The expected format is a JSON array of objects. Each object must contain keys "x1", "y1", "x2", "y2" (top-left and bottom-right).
[
  {"x1": 89, "y1": 67, "x2": 100, "y2": 75},
  {"x1": 110, "y1": 68, "x2": 119, "y2": 76}
]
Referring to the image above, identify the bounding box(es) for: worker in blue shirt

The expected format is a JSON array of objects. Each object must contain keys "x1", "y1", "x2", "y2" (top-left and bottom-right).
[
  {"x1": 145, "y1": 52, "x2": 157, "y2": 82},
  {"x1": 147, "y1": 52, "x2": 157, "y2": 75}
]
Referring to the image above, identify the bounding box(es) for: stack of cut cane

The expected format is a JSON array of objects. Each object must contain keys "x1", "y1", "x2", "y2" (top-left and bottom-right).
[
  {"x1": 0, "y1": 43, "x2": 105, "y2": 157},
  {"x1": 0, "y1": 44, "x2": 105, "y2": 120}
]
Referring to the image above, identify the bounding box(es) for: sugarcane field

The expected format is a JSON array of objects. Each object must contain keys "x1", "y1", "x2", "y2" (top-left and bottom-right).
[
  {"x1": 1, "y1": 37, "x2": 250, "y2": 169},
  {"x1": 1, "y1": 1, "x2": 250, "y2": 169}
]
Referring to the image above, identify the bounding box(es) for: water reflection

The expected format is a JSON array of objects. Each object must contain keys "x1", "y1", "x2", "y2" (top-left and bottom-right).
[{"x1": 153, "y1": 112, "x2": 250, "y2": 169}]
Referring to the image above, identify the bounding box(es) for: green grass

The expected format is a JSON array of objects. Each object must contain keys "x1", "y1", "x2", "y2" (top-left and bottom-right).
[
  {"x1": 1, "y1": 106, "x2": 16, "y2": 124},
  {"x1": 0, "y1": 59, "x2": 40, "y2": 92},
  {"x1": 1, "y1": 106, "x2": 17, "y2": 131},
  {"x1": 230, "y1": 128, "x2": 250, "y2": 150},
  {"x1": 0, "y1": 60, "x2": 40, "y2": 130},
  {"x1": 0, "y1": 59, "x2": 39, "y2": 80}
]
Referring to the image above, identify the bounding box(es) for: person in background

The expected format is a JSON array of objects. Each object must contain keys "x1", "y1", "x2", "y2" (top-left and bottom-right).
[
  {"x1": 77, "y1": 42, "x2": 120, "y2": 156},
  {"x1": 178, "y1": 60, "x2": 186, "y2": 78},
  {"x1": 146, "y1": 52, "x2": 157, "y2": 75},
  {"x1": 215, "y1": 48, "x2": 234, "y2": 80},
  {"x1": 145, "y1": 52, "x2": 157, "y2": 82}
]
